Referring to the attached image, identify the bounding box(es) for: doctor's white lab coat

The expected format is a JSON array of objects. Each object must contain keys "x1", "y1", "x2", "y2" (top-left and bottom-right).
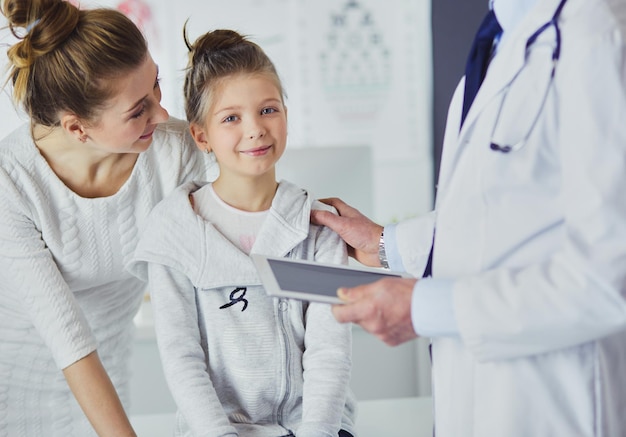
[{"x1": 396, "y1": 0, "x2": 626, "y2": 435}]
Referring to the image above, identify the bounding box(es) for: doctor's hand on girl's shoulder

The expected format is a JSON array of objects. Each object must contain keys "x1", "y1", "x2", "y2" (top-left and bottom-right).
[
  {"x1": 311, "y1": 197, "x2": 383, "y2": 268},
  {"x1": 332, "y1": 277, "x2": 419, "y2": 346}
]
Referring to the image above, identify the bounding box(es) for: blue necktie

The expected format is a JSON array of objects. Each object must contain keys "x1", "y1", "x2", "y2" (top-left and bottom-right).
[{"x1": 460, "y1": 9, "x2": 502, "y2": 127}]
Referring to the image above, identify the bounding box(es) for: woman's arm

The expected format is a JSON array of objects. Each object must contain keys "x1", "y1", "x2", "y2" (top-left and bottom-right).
[{"x1": 63, "y1": 351, "x2": 136, "y2": 437}]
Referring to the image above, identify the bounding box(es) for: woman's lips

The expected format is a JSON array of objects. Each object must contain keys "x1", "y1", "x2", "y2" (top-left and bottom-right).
[{"x1": 139, "y1": 129, "x2": 155, "y2": 140}]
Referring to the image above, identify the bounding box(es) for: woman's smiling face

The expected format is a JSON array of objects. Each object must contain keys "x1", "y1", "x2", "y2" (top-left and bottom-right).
[{"x1": 83, "y1": 54, "x2": 169, "y2": 154}]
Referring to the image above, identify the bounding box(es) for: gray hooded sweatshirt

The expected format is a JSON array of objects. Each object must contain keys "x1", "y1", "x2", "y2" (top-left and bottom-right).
[{"x1": 128, "y1": 180, "x2": 357, "y2": 437}]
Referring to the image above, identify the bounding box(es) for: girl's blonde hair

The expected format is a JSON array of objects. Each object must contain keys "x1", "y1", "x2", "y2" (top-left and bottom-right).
[
  {"x1": 183, "y1": 27, "x2": 285, "y2": 126},
  {"x1": 1, "y1": 0, "x2": 147, "y2": 127}
]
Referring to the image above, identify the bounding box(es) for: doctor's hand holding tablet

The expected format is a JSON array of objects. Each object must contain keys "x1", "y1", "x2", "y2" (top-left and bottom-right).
[
  {"x1": 300, "y1": 198, "x2": 422, "y2": 347},
  {"x1": 252, "y1": 252, "x2": 418, "y2": 345}
]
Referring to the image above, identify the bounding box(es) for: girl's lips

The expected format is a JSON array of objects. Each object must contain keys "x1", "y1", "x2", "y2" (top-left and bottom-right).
[{"x1": 241, "y1": 145, "x2": 272, "y2": 156}]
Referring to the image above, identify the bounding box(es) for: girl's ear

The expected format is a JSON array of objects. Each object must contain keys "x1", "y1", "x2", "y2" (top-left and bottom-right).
[{"x1": 189, "y1": 123, "x2": 210, "y2": 153}]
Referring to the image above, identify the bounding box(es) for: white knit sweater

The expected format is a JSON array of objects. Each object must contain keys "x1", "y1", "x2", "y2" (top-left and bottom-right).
[{"x1": 0, "y1": 118, "x2": 213, "y2": 437}]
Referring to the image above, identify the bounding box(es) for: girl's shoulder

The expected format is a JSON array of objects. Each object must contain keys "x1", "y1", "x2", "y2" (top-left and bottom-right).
[
  {"x1": 148, "y1": 181, "x2": 203, "y2": 223},
  {"x1": 154, "y1": 116, "x2": 190, "y2": 136},
  {"x1": 127, "y1": 182, "x2": 205, "y2": 280},
  {"x1": 311, "y1": 199, "x2": 338, "y2": 215},
  {"x1": 275, "y1": 180, "x2": 337, "y2": 215},
  {"x1": 137, "y1": 117, "x2": 214, "y2": 187},
  {"x1": 149, "y1": 117, "x2": 193, "y2": 153}
]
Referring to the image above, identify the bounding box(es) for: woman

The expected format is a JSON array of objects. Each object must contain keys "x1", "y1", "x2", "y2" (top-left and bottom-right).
[{"x1": 0, "y1": 0, "x2": 212, "y2": 435}]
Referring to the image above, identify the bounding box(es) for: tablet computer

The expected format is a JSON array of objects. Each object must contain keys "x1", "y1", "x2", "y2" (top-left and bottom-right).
[{"x1": 251, "y1": 254, "x2": 410, "y2": 304}]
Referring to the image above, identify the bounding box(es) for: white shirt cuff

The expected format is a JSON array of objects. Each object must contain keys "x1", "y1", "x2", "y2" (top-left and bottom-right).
[
  {"x1": 411, "y1": 277, "x2": 460, "y2": 337},
  {"x1": 383, "y1": 223, "x2": 404, "y2": 271}
]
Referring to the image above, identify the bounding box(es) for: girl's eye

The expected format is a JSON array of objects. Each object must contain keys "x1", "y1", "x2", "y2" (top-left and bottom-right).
[
  {"x1": 223, "y1": 115, "x2": 239, "y2": 123},
  {"x1": 154, "y1": 77, "x2": 161, "y2": 89},
  {"x1": 261, "y1": 107, "x2": 277, "y2": 115},
  {"x1": 131, "y1": 107, "x2": 146, "y2": 119}
]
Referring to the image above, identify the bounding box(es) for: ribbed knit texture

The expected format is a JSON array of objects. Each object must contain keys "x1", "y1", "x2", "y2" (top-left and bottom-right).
[{"x1": 0, "y1": 118, "x2": 213, "y2": 436}]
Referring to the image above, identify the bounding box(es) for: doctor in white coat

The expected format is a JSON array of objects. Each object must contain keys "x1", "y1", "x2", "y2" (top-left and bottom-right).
[{"x1": 311, "y1": 0, "x2": 626, "y2": 436}]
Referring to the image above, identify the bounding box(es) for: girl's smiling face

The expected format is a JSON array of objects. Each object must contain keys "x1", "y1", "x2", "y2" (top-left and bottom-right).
[{"x1": 191, "y1": 73, "x2": 288, "y2": 182}]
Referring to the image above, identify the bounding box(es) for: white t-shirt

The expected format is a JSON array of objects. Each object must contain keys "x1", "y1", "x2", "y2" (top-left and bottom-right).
[{"x1": 192, "y1": 184, "x2": 268, "y2": 255}]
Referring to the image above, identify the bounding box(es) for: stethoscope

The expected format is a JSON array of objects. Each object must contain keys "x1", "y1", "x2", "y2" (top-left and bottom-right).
[{"x1": 489, "y1": 0, "x2": 568, "y2": 153}]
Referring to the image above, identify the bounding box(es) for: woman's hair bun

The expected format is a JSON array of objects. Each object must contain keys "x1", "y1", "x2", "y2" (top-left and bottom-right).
[
  {"x1": 2, "y1": 0, "x2": 147, "y2": 127},
  {"x1": 3, "y1": 0, "x2": 80, "y2": 70}
]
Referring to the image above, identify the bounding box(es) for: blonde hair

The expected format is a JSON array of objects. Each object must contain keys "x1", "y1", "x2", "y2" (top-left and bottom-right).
[
  {"x1": 183, "y1": 27, "x2": 285, "y2": 126},
  {"x1": 1, "y1": 0, "x2": 147, "y2": 127}
]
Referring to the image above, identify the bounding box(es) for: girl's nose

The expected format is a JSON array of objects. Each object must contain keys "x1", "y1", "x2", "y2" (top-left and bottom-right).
[{"x1": 247, "y1": 117, "x2": 266, "y2": 139}]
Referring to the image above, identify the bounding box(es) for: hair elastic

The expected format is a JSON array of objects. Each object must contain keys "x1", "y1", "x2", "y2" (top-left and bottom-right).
[{"x1": 26, "y1": 18, "x2": 41, "y2": 33}]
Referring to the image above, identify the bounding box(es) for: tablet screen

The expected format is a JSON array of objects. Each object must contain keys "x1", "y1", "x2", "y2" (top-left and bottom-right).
[{"x1": 267, "y1": 257, "x2": 403, "y2": 298}]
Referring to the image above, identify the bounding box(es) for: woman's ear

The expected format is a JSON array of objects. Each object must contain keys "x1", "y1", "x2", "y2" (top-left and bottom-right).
[{"x1": 60, "y1": 113, "x2": 88, "y2": 143}]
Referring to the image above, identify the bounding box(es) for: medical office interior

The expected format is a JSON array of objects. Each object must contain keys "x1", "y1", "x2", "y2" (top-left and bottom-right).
[{"x1": 0, "y1": 0, "x2": 483, "y2": 435}]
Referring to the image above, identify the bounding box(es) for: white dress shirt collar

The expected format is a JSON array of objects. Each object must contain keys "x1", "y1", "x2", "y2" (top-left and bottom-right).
[{"x1": 492, "y1": 0, "x2": 540, "y2": 34}]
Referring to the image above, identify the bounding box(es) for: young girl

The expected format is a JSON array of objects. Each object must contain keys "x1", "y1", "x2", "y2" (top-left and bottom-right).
[{"x1": 128, "y1": 29, "x2": 357, "y2": 437}]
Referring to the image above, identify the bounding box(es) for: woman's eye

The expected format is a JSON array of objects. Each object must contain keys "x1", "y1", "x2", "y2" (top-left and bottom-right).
[
  {"x1": 131, "y1": 107, "x2": 146, "y2": 119},
  {"x1": 261, "y1": 107, "x2": 277, "y2": 115}
]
